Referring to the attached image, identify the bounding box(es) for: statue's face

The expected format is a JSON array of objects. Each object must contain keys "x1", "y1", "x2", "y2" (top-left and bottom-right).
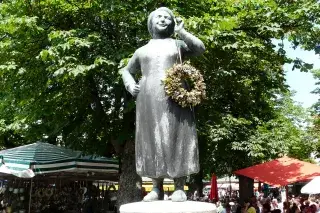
[{"x1": 152, "y1": 10, "x2": 173, "y2": 37}]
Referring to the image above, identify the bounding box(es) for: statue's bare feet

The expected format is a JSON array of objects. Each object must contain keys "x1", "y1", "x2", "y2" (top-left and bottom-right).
[
  {"x1": 171, "y1": 190, "x2": 187, "y2": 202},
  {"x1": 143, "y1": 190, "x2": 159, "y2": 202}
]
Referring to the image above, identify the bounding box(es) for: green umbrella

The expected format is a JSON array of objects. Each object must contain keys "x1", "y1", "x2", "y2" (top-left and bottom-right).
[{"x1": 0, "y1": 142, "x2": 118, "y2": 178}]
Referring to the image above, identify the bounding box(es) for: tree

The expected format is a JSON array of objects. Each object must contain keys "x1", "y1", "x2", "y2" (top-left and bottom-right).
[
  {"x1": 244, "y1": 91, "x2": 315, "y2": 162},
  {"x1": 0, "y1": 0, "x2": 146, "y2": 205},
  {"x1": 310, "y1": 69, "x2": 320, "y2": 157},
  {"x1": 189, "y1": 0, "x2": 320, "y2": 179},
  {"x1": 0, "y1": 0, "x2": 320, "y2": 204}
]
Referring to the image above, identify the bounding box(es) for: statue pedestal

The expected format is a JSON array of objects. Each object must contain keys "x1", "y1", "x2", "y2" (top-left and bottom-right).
[{"x1": 120, "y1": 201, "x2": 217, "y2": 213}]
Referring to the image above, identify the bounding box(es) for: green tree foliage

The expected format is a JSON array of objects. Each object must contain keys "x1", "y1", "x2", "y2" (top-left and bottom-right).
[
  {"x1": 0, "y1": 0, "x2": 319, "y2": 190},
  {"x1": 247, "y1": 92, "x2": 314, "y2": 160},
  {"x1": 189, "y1": 0, "x2": 320, "y2": 176},
  {"x1": 311, "y1": 69, "x2": 320, "y2": 157},
  {"x1": 199, "y1": 92, "x2": 316, "y2": 177}
]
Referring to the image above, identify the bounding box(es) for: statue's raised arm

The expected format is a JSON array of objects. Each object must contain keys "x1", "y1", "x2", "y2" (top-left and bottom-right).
[{"x1": 174, "y1": 17, "x2": 205, "y2": 57}]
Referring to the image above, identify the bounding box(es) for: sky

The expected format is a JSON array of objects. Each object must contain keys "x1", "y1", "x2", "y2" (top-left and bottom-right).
[{"x1": 282, "y1": 40, "x2": 319, "y2": 108}]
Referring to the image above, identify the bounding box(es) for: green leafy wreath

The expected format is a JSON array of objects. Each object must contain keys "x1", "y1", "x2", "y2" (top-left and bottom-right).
[{"x1": 163, "y1": 62, "x2": 206, "y2": 108}]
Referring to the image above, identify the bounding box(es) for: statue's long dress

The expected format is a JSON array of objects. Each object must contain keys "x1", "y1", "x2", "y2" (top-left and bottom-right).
[{"x1": 126, "y1": 38, "x2": 199, "y2": 178}]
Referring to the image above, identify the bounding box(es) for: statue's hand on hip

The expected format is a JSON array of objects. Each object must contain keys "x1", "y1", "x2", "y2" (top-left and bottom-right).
[{"x1": 129, "y1": 84, "x2": 140, "y2": 97}]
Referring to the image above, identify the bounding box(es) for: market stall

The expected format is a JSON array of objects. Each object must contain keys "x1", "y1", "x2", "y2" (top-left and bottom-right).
[
  {"x1": 234, "y1": 156, "x2": 320, "y2": 186},
  {"x1": 0, "y1": 142, "x2": 119, "y2": 213},
  {"x1": 234, "y1": 156, "x2": 320, "y2": 201}
]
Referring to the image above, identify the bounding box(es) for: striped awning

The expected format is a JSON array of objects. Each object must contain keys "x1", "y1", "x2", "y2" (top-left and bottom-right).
[{"x1": 0, "y1": 142, "x2": 119, "y2": 178}]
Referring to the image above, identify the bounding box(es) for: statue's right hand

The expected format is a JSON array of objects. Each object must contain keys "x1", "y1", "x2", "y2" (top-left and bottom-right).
[{"x1": 129, "y1": 84, "x2": 140, "y2": 97}]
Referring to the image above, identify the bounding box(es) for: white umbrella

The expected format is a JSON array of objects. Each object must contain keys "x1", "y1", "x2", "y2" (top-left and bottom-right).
[
  {"x1": 0, "y1": 164, "x2": 35, "y2": 178},
  {"x1": 301, "y1": 176, "x2": 320, "y2": 194}
]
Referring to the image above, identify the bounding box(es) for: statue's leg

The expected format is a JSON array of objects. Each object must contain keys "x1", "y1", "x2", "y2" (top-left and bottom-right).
[
  {"x1": 143, "y1": 178, "x2": 164, "y2": 202},
  {"x1": 172, "y1": 177, "x2": 187, "y2": 202}
]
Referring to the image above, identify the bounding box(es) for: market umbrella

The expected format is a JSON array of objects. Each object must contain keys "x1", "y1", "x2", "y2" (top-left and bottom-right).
[
  {"x1": 0, "y1": 164, "x2": 35, "y2": 178},
  {"x1": 234, "y1": 157, "x2": 320, "y2": 186},
  {"x1": 0, "y1": 142, "x2": 119, "y2": 178},
  {"x1": 301, "y1": 176, "x2": 320, "y2": 194},
  {"x1": 209, "y1": 174, "x2": 219, "y2": 201}
]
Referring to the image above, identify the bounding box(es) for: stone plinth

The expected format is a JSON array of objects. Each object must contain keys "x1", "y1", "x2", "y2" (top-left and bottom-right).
[{"x1": 120, "y1": 201, "x2": 217, "y2": 213}]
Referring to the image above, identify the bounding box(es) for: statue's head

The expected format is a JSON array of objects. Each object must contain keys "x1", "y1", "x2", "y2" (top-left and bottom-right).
[{"x1": 148, "y1": 7, "x2": 175, "y2": 38}]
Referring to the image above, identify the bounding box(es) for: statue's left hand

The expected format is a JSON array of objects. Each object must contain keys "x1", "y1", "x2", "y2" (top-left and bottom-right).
[{"x1": 175, "y1": 17, "x2": 184, "y2": 33}]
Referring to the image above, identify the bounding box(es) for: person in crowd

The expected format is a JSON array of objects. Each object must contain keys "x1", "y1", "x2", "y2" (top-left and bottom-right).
[
  {"x1": 271, "y1": 199, "x2": 279, "y2": 211},
  {"x1": 255, "y1": 189, "x2": 260, "y2": 199},
  {"x1": 251, "y1": 196, "x2": 260, "y2": 213},
  {"x1": 217, "y1": 201, "x2": 225, "y2": 213},
  {"x1": 263, "y1": 197, "x2": 271, "y2": 206},
  {"x1": 290, "y1": 202, "x2": 301, "y2": 213},
  {"x1": 203, "y1": 196, "x2": 210, "y2": 202},
  {"x1": 283, "y1": 201, "x2": 290, "y2": 213},
  {"x1": 300, "y1": 200, "x2": 307, "y2": 213},
  {"x1": 224, "y1": 203, "x2": 232, "y2": 213},
  {"x1": 273, "y1": 189, "x2": 280, "y2": 201},
  {"x1": 244, "y1": 199, "x2": 256, "y2": 213},
  {"x1": 308, "y1": 204, "x2": 317, "y2": 213},
  {"x1": 263, "y1": 203, "x2": 271, "y2": 213},
  {"x1": 231, "y1": 201, "x2": 238, "y2": 213},
  {"x1": 164, "y1": 192, "x2": 169, "y2": 200},
  {"x1": 272, "y1": 209, "x2": 281, "y2": 213},
  {"x1": 302, "y1": 200, "x2": 311, "y2": 213},
  {"x1": 236, "y1": 203, "x2": 243, "y2": 213},
  {"x1": 193, "y1": 190, "x2": 199, "y2": 201}
]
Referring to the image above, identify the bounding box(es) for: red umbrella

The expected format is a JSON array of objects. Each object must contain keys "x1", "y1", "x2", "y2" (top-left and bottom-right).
[
  {"x1": 209, "y1": 174, "x2": 219, "y2": 201},
  {"x1": 234, "y1": 157, "x2": 320, "y2": 186}
]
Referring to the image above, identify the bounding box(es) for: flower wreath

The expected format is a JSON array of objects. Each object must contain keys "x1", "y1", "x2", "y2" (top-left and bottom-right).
[{"x1": 163, "y1": 61, "x2": 206, "y2": 108}]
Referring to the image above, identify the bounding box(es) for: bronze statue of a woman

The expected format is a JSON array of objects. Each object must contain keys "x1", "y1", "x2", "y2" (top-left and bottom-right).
[{"x1": 122, "y1": 7, "x2": 205, "y2": 202}]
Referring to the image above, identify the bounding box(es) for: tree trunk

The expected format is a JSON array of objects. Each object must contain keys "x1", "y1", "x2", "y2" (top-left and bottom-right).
[
  {"x1": 117, "y1": 140, "x2": 142, "y2": 211},
  {"x1": 187, "y1": 168, "x2": 204, "y2": 198},
  {"x1": 238, "y1": 175, "x2": 254, "y2": 203},
  {"x1": 194, "y1": 168, "x2": 204, "y2": 197}
]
